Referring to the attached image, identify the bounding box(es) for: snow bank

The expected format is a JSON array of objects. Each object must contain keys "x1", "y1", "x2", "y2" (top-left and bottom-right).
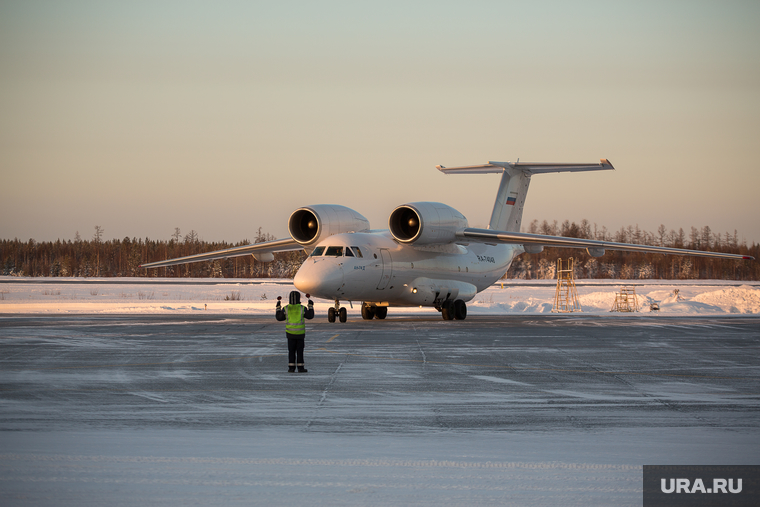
[
  {"x1": 693, "y1": 285, "x2": 760, "y2": 314},
  {"x1": 1, "y1": 277, "x2": 759, "y2": 316}
]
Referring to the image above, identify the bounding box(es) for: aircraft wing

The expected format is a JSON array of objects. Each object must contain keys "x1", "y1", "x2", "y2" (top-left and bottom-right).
[
  {"x1": 457, "y1": 228, "x2": 755, "y2": 260},
  {"x1": 139, "y1": 237, "x2": 303, "y2": 269}
]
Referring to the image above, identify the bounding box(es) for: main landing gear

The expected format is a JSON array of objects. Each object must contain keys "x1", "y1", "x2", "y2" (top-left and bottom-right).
[
  {"x1": 327, "y1": 300, "x2": 347, "y2": 323},
  {"x1": 361, "y1": 303, "x2": 387, "y2": 320},
  {"x1": 439, "y1": 299, "x2": 467, "y2": 321}
]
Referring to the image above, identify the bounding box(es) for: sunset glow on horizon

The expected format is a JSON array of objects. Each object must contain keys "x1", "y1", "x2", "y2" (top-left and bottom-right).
[{"x1": 1, "y1": 1, "x2": 758, "y2": 244}]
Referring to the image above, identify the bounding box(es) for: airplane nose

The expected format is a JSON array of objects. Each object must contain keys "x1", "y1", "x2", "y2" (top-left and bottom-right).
[
  {"x1": 294, "y1": 260, "x2": 344, "y2": 298},
  {"x1": 293, "y1": 264, "x2": 317, "y2": 295}
]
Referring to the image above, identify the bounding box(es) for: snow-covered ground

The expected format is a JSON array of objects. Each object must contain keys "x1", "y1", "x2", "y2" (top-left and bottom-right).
[
  {"x1": 1, "y1": 277, "x2": 759, "y2": 315},
  {"x1": 2, "y1": 279, "x2": 759, "y2": 506}
]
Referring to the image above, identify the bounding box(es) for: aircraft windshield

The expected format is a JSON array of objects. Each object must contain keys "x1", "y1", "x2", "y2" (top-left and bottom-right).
[
  {"x1": 311, "y1": 246, "x2": 358, "y2": 257},
  {"x1": 324, "y1": 246, "x2": 343, "y2": 257}
]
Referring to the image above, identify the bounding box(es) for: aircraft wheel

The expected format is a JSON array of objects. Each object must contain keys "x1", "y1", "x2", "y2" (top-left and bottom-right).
[
  {"x1": 338, "y1": 307, "x2": 347, "y2": 323},
  {"x1": 328, "y1": 307, "x2": 336, "y2": 323},
  {"x1": 361, "y1": 304, "x2": 375, "y2": 320},
  {"x1": 374, "y1": 307, "x2": 388, "y2": 320},
  {"x1": 454, "y1": 299, "x2": 467, "y2": 320},
  {"x1": 441, "y1": 301, "x2": 454, "y2": 320}
]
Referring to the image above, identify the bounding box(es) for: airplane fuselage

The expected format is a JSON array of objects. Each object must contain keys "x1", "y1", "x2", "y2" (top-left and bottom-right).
[{"x1": 294, "y1": 231, "x2": 522, "y2": 307}]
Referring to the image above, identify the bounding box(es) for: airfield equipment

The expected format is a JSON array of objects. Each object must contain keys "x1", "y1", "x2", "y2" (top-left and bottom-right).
[
  {"x1": 611, "y1": 286, "x2": 638, "y2": 312},
  {"x1": 553, "y1": 258, "x2": 582, "y2": 313}
]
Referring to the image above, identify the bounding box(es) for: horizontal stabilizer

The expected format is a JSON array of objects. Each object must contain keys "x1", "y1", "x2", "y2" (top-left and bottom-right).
[
  {"x1": 139, "y1": 237, "x2": 303, "y2": 269},
  {"x1": 437, "y1": 159, "x2": 613, "y2": 175},
  {"x1": 436, "y1": 158, "x2": 613, "y2": 233},
  {"x1": 458, "y1": 228, "x2": 754, "y2": 261}
]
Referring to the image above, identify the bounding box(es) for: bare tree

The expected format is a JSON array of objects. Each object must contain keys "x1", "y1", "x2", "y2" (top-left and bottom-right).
[
  {"x1": 93, "y1": 225, "x2": 104, "y2": 276},
  {"x1": 93, "y1": 226, "x2": 104, "y2": 243},
  {"x1": 701, "y1": 225, "x2": 712, "y2": 250},
  {"x1": 657, "y1": 224, "x2": 667, "y2": 246},
  {"x1": 254, "y1": 227, "x2": 275, "y2": 243},
  {"x1": 690, "y1": 226, "x2": 700, "y2": 249},
  {"x1": 677, "y1": 228, "x2": 686, "y2": 248},
  {"x1": 184, "y1": 230, "x2": 198, "y2": 244}
]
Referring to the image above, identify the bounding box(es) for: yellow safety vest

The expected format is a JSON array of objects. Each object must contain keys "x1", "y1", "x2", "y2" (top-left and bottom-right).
[{"x1": 285, "y1": 304, "x2": 305, "y2": 335}]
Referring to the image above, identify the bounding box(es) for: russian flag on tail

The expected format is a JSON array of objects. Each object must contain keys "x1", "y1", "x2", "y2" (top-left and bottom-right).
[{"x1": 506, "y1": 196, "x2": 517, "y2": 206}]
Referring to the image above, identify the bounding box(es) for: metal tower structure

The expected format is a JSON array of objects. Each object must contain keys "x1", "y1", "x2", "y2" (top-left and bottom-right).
[
  {"x1": 610, "y1": 286, "x2": 638, "y2": 312},
  {"x1": 553, "y1": 258, "x2": 582, "y2": 313}
]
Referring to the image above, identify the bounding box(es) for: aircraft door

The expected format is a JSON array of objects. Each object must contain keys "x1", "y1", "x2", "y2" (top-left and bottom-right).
[{"x1": 376, "y1": 249, "x2": 392, "y2": 290}]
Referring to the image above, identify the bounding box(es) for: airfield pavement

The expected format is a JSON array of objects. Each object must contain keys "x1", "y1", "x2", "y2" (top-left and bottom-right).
[{"x1": 1, "y1": 313, "x2": 759, "y2": 506}]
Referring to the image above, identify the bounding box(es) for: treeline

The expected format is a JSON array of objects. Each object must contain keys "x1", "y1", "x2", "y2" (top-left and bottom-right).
[
  {"x1": 1, "y1": 222, "x2": 757, "y2": 280},
  {"x1": 1, "y1": 228, "x2": 306, "y2": 279},
  {"x1": 505, "y1": 220, "x2": 758, "y2": 280}
]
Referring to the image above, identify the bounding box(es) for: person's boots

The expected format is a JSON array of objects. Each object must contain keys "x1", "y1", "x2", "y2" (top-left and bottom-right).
[
  {"x1": 288, "y1": 364, "x2": 296, "y2": 373},
  {"x1": 297, "y1": 364, "x2": 307, "y2": 373}
]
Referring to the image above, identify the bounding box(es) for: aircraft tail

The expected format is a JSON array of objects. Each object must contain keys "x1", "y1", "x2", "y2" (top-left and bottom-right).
[{"x1": 436, "y1": 159, "x2": 613, "y2": 232}]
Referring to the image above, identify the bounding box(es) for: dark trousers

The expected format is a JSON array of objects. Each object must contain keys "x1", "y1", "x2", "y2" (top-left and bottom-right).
[{"x1": 286, "y1": 333, "x2": 305, "y2": 365}]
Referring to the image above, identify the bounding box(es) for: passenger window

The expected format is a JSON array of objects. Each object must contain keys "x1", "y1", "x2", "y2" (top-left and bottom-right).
[
  {"x1": 310, "y1": 246, "x2": 325, "y2": 257},
  {"x1": 351, "y1": 247, "x2": 363, "y2": 258},
  {"x1": 325, "y1": 246, "x2": 343, "y2": 257},
  {"x1": 345, "y1": 247, "x2": 354, "y2": 257}
]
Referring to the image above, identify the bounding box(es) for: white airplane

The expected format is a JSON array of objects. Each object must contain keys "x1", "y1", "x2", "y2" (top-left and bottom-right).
[{"x1": 140, "y1": 159, "x2": 753, "y2": 321}]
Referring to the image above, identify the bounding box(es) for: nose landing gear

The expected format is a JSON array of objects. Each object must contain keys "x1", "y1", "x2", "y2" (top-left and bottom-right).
[{"x1": 328, "y1": 300, "x2": 347, "y2": 323}]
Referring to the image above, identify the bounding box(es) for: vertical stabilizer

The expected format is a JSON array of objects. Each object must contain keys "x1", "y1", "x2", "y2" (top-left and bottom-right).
[
  {"x1": 489, "y1": 168, "x2": 531, "y2": 232},
  {"x1": 436, "y1": 159, "x2": 613, "y2": 233}
]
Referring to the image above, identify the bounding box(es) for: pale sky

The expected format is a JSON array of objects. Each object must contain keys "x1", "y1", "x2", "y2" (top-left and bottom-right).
[{"x1": 1, "y1": 0, "x2": 759, "y2": 244}]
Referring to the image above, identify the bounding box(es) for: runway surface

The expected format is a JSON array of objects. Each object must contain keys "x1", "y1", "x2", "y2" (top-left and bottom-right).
[{"x1": 1, "y1": 314, "x2": 759, "y2": 506}]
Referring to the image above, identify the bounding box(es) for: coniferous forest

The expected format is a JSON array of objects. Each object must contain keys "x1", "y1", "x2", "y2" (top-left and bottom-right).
[{"x1": 1, "y1": 222, "x2": 758, "y2": 280}]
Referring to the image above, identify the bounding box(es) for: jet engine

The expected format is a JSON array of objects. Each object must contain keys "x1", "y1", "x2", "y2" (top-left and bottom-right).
[
  {"x1": 388, "y1": 202, "x2": 468, "y2": 245},
  {"x1": 288, "y1": 205, "x2": 370, "y2": 247}
]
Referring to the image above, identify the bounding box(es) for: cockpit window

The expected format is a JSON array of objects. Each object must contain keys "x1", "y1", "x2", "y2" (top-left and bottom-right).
[
  {"x1": 324, "y1": 246, "x2": 343, "y2": 257},
  {"x1": 351, "y1": 246, "x2": 363, "y2": 258},
  {"x1": 310, "y1": 246, "x2": 325, "y2": 257},
  {"x1": 345, "y1": 247, "x2": 354, "y2": 257}
]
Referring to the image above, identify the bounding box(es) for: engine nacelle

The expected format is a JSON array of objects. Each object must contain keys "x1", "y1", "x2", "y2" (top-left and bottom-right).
[
  {"x1": 388, "y1": 202, "x2": 468, "y2": 245},
  {"x1": 288, "y1": 205, "x2": 370, "y2": 247}
]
